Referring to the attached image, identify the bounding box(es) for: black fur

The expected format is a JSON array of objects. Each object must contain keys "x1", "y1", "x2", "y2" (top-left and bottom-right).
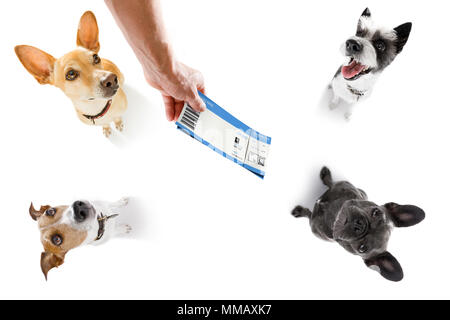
[
  {"x1": 356, "y1": 8, "x2": 371, "y2": 36},
  {"x1": 292, "y1": 167, "x2": 425, "y2": 281},
  {"x1": 370, "y1": 30, "x2": 398, "y2": 71},
  {"x1": 394, "y1": 23, "x2": 413, "y2": 53},
  {"x1": 364, "y1": 252, "x2": 403, "y2": 282},
  {"x1": 384, "y1": 202, "x2": 425, "y2": 227},
  {"x1": 320, "y1": 167, "x2": 333, "y2": 188},
  {"x1": 361, "y1": 8, "x2": 371, "y2": 18},
  {"x1": 292, "y1": 206, "x2": 312, "y2": 218}
]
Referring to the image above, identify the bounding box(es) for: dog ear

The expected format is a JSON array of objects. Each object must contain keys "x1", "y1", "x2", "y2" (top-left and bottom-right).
[
  {"x1": 394, "y1": 23, "x2": 412, "y2": 53},
  {"x1": 41, "y1": 251, "x2": 65, "y2": 280},
  {"x1": 361, "y1": 8, "x2": 371, "y2": 18},
  {"x1": 77, "y1": 11, "x2": 100, "y2": 53},
  {"x1": 14, "y1": 45, "x2": 56, "y2": 85},
  {"x1": 357, "y1": 8, "x2": 371, "y2": 34},
  {"x1": 29, "y1": 202, "x2": 50, "y2": 221},
  {"x1": 383, "y1": 202, "x2": 425, "y2": 227},
  {"x1": 364, "y1": 251, "x2": 403, "y2": 282}
]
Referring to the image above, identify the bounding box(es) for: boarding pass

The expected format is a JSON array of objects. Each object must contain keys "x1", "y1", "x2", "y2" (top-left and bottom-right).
[{"x1": 176, "y1": 92, "x2": 271, "y2": 179}]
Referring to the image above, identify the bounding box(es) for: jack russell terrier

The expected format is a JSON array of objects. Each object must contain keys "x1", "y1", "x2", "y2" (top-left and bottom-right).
[
  {"x1": 15, "y1": 11, "x2": 127, "y2": 137},
  {"x1": 292, "y1": 167, "x2": 425, "y2": 281},
  {"x1": 329, "y1": 8, "x2": 412, "y2": 118},
  {"x1": 30, "y1": 198, "x2": 131, "y2": 280}
]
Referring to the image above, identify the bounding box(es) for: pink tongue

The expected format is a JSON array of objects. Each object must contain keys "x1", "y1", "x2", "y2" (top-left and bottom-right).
[{"x1": 342, "y1": 60, "x2": 365, "y2": 79}]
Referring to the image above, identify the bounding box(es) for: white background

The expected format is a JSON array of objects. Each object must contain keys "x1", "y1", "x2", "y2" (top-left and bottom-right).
[{"x1": 0, "y1": 0, "x2": 448, "y2": 299}]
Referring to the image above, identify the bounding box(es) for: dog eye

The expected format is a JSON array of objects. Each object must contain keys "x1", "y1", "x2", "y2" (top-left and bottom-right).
[
  {"x1": 93, "y1": 54, "x2": 101, "y2": 65},
  {"x1": 51, "y1": 234, "x2": 63, "y2": 246},
  {"x1": 375, "y1": 40, "x2": 386, "y2": 51},
  {"x1": 358, "y1": 244, "x2": 368, "y2": 253},
  {"x1": 66, "y1": 69, "x2": 79, "y2": 81},
  {"x1": 45, "y1": 208, "x2": 56, "y2": 217},
  {"x1": 372, "y1": 208, "x2": 382, "y2": 217}
]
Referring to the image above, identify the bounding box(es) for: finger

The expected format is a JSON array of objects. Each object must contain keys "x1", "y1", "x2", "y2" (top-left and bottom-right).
[
  {"x1": 195, "y1": 72, "x2": 206, "y2": 94},
  {"x1": 187, "y1": 88, "x2": 206, "y2": 112},
  {"x1": 162, "y1": 94, "x2": 175, "y2": 122},
  {"x1": 173, "y1": 100, "x2": 185, "y2": 122},
  {"x1": 197, "y1": 82, "x2": 206, "y2": 95}
]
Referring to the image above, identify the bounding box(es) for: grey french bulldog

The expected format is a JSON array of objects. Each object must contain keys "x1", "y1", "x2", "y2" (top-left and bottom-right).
[{"x1": 292, "y1": 167, "x2": 425, "y2": 281}]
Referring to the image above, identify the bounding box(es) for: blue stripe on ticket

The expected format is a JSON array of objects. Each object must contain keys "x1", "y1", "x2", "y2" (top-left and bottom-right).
[{"x1": 176, "y1": 92, "x2": 271, "y2": 179}]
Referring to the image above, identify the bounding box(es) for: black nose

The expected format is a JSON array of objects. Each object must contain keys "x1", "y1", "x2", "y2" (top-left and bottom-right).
[
  {"x1": 73, "y1": 201, "x2": 90, "y2": 223},
  {"x1": 101, "y1": 73, "x2": 118, "y2": 89},
  {"x1": 346, "y1": 39, "x2": 362, "y2": 54},
  {"x1": 353, "y1": 218, "x2": 367, "y2": 235}
]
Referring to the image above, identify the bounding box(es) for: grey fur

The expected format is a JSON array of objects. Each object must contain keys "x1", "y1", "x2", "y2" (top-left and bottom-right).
[{"x1": 292, "y1": 167, "x2": 425, "y2": 281}]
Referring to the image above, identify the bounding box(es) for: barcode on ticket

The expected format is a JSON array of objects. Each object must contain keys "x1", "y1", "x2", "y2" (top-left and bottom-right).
[
  {"x1": 179, "y1": 105, "x2": 200, "y2": 131},
  {"x1": 176, "y1": 93, "x2": 271, "y2": 179}
]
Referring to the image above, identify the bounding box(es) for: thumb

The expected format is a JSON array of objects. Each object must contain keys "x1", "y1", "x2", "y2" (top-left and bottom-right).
[{"x1": 187, "y1": 90, "x2": 206, "y2": 113}]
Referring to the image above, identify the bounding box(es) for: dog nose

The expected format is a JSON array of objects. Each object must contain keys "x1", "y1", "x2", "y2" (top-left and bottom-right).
[
  {"x1": 353, "y1": 218, "x2": 367, "y2": 235},
  {"x1": 101, "y1": 73, "x2": 118, "y2": 89},
  {"x1": 346, "y1": 39, "x2": 362, "y2": 54},
  {"x1": 73, "y1": 201, "x2": 90, "y2": 223}
]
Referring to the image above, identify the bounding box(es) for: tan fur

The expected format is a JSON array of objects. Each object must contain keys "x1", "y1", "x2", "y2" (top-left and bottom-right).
[
  {"x1": 14, "y1": 11, "x2": 127, "y2": 137},
  {"x1": 29, "y1": 203, "x2": 51, "y2": 221},
  {"x1": 41, "y1": 224, "x2": 88, "y2": 255},
  {"x1": 14, "y1": 46, "x2": 56, "y2": 84},
  {"x1": 41, "y1": 252, "x2": 64, "y2": 280},
  {"x1": 31, "y1": 204, "x2": 88, "y2": 280},
  {"x1": 77, "y1": 11, "x2": 100, "y2": 53}
]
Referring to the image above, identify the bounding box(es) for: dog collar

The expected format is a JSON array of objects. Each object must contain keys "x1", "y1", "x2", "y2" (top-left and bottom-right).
[
  {"x1": 96, "y1": 213, "x2": 119, "y2": 241},
  {"x1": 83, "y1": 100, "x2": 112, "y2": 124},
  {"x1": 347, "y1": 85, "x2": 366, "y2": 99}
]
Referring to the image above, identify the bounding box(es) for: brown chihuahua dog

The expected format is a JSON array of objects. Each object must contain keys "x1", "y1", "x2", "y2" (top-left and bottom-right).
[{"x1": 15, "y1": 11, "x2": 127, "y2": 137}]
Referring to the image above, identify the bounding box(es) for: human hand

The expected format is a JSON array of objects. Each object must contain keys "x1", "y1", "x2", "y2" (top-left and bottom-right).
[
  {"x1": 144, "y1": 61, "x2": 206, "y2": 122},
  {"x1": 105, "y1": 0, "x2": 205, "y2": 122}
]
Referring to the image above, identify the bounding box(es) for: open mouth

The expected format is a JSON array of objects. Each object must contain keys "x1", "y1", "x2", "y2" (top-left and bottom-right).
[{"x1": 342, "y1": 58, "x2": 371, "y2": 80}]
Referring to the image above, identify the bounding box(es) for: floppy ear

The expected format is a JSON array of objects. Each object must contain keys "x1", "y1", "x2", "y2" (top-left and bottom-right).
[
  {"x1": 394, "y1": 22, "x2": 412, "y2": 53},
  {"x1": 29, "y1": 202, "x2": 50, "y2": 221},
  {"x1": 14, "y1": 45, "x2": 56, "y2": 84},
  {"x1": 364, "y1": 251, "x2": 403, "y2": 282},
  {"x1": 361, "y1": 8, "x2": 371, "y2": 18},
  {"x1": 77, "y1": 11, "x2": 100, "y2": 53},
  {"x1": 384, "y1": 202, "x2": 425, "y2": 227},
  {"x1": 41, "y1": 251, "x2": 65, "y2": 280}
]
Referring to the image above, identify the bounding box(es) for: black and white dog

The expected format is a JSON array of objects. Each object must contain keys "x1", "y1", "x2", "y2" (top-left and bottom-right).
[
  {"x1": 292, "y1": 167, "x2": 425, "y2": 281},
  {"x1": 329, "y1": 8, "x2": 412, "y2": 116}
]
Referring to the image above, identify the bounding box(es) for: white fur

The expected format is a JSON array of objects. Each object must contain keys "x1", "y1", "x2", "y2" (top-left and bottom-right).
[
  {"x1": 359, "y1": 17, "x2": 397, "y2": 42},
  {"x1": 329, "y1": 15, "x2": 397, "y2": 118},
  {"x1": 339, "y1": 37, "x2": 377, "y2": 68},
  {"x1": 331, "y1": 71, "x2": 379, "y2": 106},
  {"x1": 58, "y1": 197, "x2": 131, "y2": 246}
]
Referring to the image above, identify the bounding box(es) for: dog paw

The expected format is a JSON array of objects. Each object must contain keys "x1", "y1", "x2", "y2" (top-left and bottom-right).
[
  {"x1": 118, "y1": 224, "x2": 132, "y2": 235},
  {"x1": 320, "y1": 166, "x2": 331, "y2": 182},
  {"x1": 115, "y1": 119, "x2": 124, "y2": 132},
  {"x1": 117, "y1": 197, "x2": 129, "y2": 207},
  {"x1": 329, "y1": 96, "x2": 340, "y2": 110},
  {"x1": 292, "y1": 206, "x2": 311, "y2": 218},
  {"x1": 344, "y1": 112, "x2": 352, "y2": 121},
  {"x1": 329, "y1": 101, "x2": 339, "y2": 110},
  {"x1": 103, "y1": 126, "x2": 112, "y2": 137}
]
